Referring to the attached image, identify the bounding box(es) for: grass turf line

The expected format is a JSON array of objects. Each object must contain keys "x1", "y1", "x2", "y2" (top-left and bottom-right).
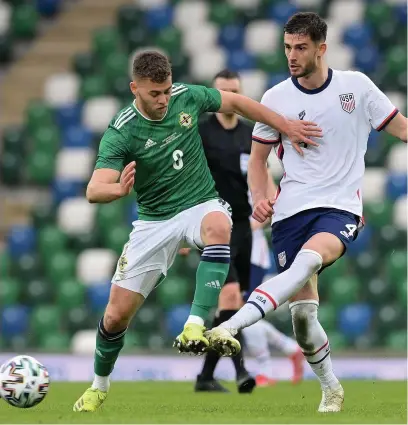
[{"x1": 0, "y1": 381, "x2": 406, "y2": 424}]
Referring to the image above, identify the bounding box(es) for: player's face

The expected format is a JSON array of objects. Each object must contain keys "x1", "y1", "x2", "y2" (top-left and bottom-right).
[
  {"x1": 213, "y1": 77, "x2": 241, "y2": 117},
  {"x1": 130, "y1": 77, "x2": 172, "y2": 120},
  {"x1": 284, "y1": 33, "x2": 325, "y2": 78}
]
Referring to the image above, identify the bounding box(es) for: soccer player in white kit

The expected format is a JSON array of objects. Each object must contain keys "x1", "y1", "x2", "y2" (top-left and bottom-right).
[{"x1": 205, "y1": 12, "x2": 408, "y2": 412}]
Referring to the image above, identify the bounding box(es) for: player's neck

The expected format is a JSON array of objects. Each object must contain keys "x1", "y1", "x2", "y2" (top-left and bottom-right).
[
  {"x1": 215, "y1": 113, "x2": 238, "y2": 130},
  {"x1": 297, "y1": 65, "x2": 329, "y2": 90}
]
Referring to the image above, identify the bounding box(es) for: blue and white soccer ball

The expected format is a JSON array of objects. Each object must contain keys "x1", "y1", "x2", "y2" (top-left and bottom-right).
[{"x1": 0, "y1": 355, "x2": 50, "y2": 408}]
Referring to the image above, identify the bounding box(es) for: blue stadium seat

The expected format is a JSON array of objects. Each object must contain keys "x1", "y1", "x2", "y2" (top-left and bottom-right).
[
  {"x1": 343, "y1": 23, "x2": 372, "y2": 50},
  {"x1": 128, "y1": 202, "x2": 138, "y2": 225},
  {"x1": 62, "y1": 126, "x2": 93, "y2": 148},
  {"x1": 219, "y1": 25, "x2": 245, "y2": 51},
  {"x1": 36, "y1": 0, "x2": 62, "y2": 18},
  {"x1": 87, "y1": 282, "x2": 111, "y2": 312},
  {"x1": 1, "y1": 305, "x2": 29, "y2": 337},
  {"x1": 394, "y1": 3, "x2": 407, "y2": 26},
  {"x1": 268, "y1": 2, "x2": 298, "y2": 25},
  {"x1": 145, "y1": 6, "x2": 173, "y2": 31},
  {"x1": 53, "y1": 180, "x2": 84, "y2": 204},
  {"x1": 55, "y1": 104, "x2": 82, "y2": 131},
  {"x1": 353, "y1": 45, "x2": 380, "y2": 74},
  {"x1": 267, "y1": 73, "x2": 290, "y2": 89},
  {"x1": 227, "y1": 50, "x2": 256, "y2": 71},
  {"x1": 386, "y1": 173, "x2": 408, "y2": 201},
  {"x1": 367, "y1": 130, "x2": 380, "y2": 149},
  {"x1": 347, "y1": 225, "x2": 373, "y2": 256},
  {"x1": 165, "y1": 304, "x2": 190, "y2": 338},
  {"x1": 338, "y1": 303, "x2": 373, "y2": 339},
  {"x1": 7, "y1": 225, "x2": 36, "y2": 259}
]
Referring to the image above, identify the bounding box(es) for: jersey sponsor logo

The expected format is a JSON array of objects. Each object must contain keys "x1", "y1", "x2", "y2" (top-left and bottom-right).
[
  {"x1": 144, "y1": 139, "x2": 157, "y2": 149},
  {"x1": 339, "y1": 93, "x2": 355, "y2": 114},
  {"x1": 161, "y1": 132, "x2": 182, "y2": 148},
  {"x1": 179, "y1": 111, "x2": 193, "y2": 128},
  {"x1": 205, "y1": 280, "x2": 221, "y2": 289},
  {"x1": 298, "y1": 110, "x2": 306, "y2": 120},
  {"x1": 278, "y1": 251, "x2": 286, "y2": 267}
]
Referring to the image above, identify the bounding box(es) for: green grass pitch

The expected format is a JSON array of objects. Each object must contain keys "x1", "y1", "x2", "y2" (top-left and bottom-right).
[{"x1": 0, "y1": 381, "x2": 406, "y2": 423}]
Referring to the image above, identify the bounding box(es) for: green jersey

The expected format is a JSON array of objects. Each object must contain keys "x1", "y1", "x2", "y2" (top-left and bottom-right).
[{"x1": 95, "y1": 83, "x2": 222, "y2": 221}]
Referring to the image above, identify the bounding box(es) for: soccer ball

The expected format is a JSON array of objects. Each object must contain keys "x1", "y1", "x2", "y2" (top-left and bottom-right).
[{"x1": 0, "y1": 355, "x2": 50, "y2": 408}]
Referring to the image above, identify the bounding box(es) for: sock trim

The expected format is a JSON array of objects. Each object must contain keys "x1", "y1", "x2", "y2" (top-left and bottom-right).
[
  {"x1": 201, "y1": 245, "x2": 231, "y2": 264},
  {"x1": 247, "y1": 301, "x2": 265, "y2": 318},
  {"x1": 303, "y1": 340, "x2": 329, "y2": 357},
  {"x1": 254, "y1": 288, "x2": 278, "y2": 310},
  {"x1": 98, "y1": 319, "x2": 127, "y2": 342},
  {"x1": 307, "y1": 350, "x2": 331, "y2": 365},
  {"x1": 289, "y1": 299, "x2": 319, "y2": 309},
  {"x1": 297, "y1": 248, "x2": 323, "y2": 269}
]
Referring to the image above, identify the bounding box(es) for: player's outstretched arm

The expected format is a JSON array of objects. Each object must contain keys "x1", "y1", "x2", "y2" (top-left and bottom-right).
[
  {"x1": 383, "y1": 112, "x2": 408, "y2": 143},
  {"x1": 248, "y1": 142, "x2": 275, "y2": 223},
  {"x1": 218, "y1": 91, "x2": 322, "y2": 146},
  {"x1": 86, "y1": 161, "x2": 136, "y2": 203}
]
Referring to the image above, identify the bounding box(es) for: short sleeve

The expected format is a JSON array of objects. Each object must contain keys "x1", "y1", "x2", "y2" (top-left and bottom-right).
[
  {"x1": 95, "y1": 126, "x2": 129, "y2": 171},
  {"x1": 252, "y1": 89, "x2": 280, "y2": 145},
  {"x1": 358, "y1": 72, "x2": 398, "y2": 131},
  {"x1": 190, "y1": 85, "x2": 222, "y2": 114}
]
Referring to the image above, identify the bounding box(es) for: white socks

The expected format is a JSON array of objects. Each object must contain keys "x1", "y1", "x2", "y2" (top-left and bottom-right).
[
  {"x1": 290, "y1": 300, "x2": 340, "y2": 390},
  {"x1": 92, "y1": 374, "x2": 110, "y2": 392},
  {"x1": 220, "y1": 249, "x2": 323, "y2": 334}
]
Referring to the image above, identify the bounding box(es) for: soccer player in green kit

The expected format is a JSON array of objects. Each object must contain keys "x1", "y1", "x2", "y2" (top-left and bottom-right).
[{"x1": 73, "y1": 51, "x2": 321, "y2": 412}]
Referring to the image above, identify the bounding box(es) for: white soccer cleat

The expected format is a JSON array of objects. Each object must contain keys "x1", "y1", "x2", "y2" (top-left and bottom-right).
[
  {"x1": 204, "y1": 326, "x2": 241, "y2": 357},
  {"x1": 318, "y1": 385, "x2": 344, "y2": 413}
]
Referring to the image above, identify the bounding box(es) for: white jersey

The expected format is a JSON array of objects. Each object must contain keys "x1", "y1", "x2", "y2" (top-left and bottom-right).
[{"x1": 253, "y1": 69, "x2": 397, "y2": 224}]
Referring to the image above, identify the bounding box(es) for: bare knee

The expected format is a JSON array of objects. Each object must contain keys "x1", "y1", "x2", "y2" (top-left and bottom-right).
[
  {"x1": 201, "y1": 212, "x2": 231, "y2": 245},
  {"x1": 219, "y1": 283, "x2": 241, "y2": 309},
  {"x1": 303, "y1": 232, "x2": 344, "y2": 265}
]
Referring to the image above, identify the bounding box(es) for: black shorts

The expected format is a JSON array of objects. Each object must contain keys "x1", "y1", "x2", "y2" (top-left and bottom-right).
[{"x1": 225, "y1": 219, "x2": 252, "y2": 291}]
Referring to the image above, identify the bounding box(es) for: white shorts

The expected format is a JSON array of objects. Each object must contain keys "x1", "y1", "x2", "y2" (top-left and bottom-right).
[{"x1": 112, "y1": 199, "x2": 232, "y2": 298}]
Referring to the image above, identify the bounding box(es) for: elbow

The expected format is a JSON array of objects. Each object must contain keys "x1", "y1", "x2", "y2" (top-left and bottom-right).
[{"x1": 86, "y1": 183, "x2": 96, "y2": 203}]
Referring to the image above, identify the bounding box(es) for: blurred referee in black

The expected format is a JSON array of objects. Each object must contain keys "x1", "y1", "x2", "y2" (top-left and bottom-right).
[{"x1": 193, "y1": 69, "x2": 272, "y2": 393}]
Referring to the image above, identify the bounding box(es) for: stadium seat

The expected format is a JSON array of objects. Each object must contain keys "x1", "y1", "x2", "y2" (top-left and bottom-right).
[
  {"x1": 245, "y1": 20, "x2": 279, "y2": 54},
  {"x1": 338, "y1": 303, "x2": 373, "y2": 339},
  {"x1": 362, "y1": 168, "x2": 386, "y2": 202},
  {"x1": 376, "y1": 224, "x2": 406, "y2": 254},
  {"x1": 2, "y1": 125, "x2": 25, "y2": 154},
  {"x1": 80, "y1": 75, "x2": 108, "y2": 100},
  {"x1": 182, "y1": 23, "x2": 219, "y2": 56},
  {"x1": 55, "y1": 104, "x2": 83, "y2": 133},
  {"x1": 36, "y1": 0, "x2": 62, "y2": 18},
  {"x1": 77, "y1": 249, "x2": 117, "y2": 285},
  {"x1": 26, "y1": 100, "x2": 54, "y2": 132},
  {"x1": 127, "y1": 202, "x2": 139, "y2": 224},
  {"x1": 52, "y1": 180, "x2": 84, "y2": 204},
  {"x1": 25, "y1": 278, "x2": 53, "y2": 305},
  {"x1": 103, "y1": 224, "x2": 130, "y2": 256},
  {"x1": 31, "y1": 304, "x2": 62, "y2": 338},
  {"x1": 132, "y1": 305, "x2": 162, "y2": 333},
  {"x1": 364, "y1": 201, "x2": 393, "y2": 229},
  {"x1": 66, "y1": 305, "x2": 91, "y2": 333},
  {"x1": 97, "y1": 202, "x2": 126, "y2": 234},
  {"x1": 327, "y1": 331, "x2": 348, "y2": 350},
  {"x1": 0, "y1": 32, "x2": 12, "y2": 63},
  {"x1": 0, "y1": 1, "x2": 11, "y2": 35},
  {"x1": 1, "y1": 305, "x2": 29, "y2": 337},
  {"x1": 61, "y1": 126, "x2": 93, "y2": 149},
  {"x1": 209, "y1": 2, "x2": 237, "y2": 26},
  {"x1": 329, "y1": 0, "x2": 365, "y2": 27},
  {"x1": 352, "y1": 251, "x2": 380, "y2": 281},
  {"x1": 0, "y1": 277, "x2": 21, "y2": 305},
  {"x1": 32, "y1": 126, "x2": 60, "y2": 153},
  {"x1": 55, "y1": 148, "x2": 94, "y2": 182},
  {"x1": 93, "y1": 27, "x2": 122, "y2": 61},
  {"x1": 240, "y1": 70, "x2": 267, "y2": 101},
  {"x1": 116, "y1": 4, "x2": 143, "y2": 36},
  {"x1": 190, "y1": 47, "x2": 226, "y2": 82},
  {"x1": 317, "y1": 304, "x2": 337, "y2": 332},
  {"x1": 228, "y1": 0, "x2": 261, "y2": 9},
  {"x1": 71, "y1": 330, "x2": 96, "y2": 354},
  {"x1": 11, "y1": 3, "x2": 38, "y2": 39},
  {"x1": 327, "y1": 276, "x2": 360, "y2": 307},
  {"x1": 137, "y1": 0, "x2": 169, "y2": 10},
  {"x1": 324, "y1": 45, "x2": 353, "y2": 71},
  {"x1": 31, "y1": 201, "x2": 56, "y2": 230},
  {"x1": 38, "y1": 225, "x2": 67, "y2": 259},
  {"x1": 39, "y1": 332, "x2": 70, "y2": 351},
  {"x1": 0, "y1": 249, "x2": 10, "y2": 276},
  {"x1": 268, "y1": 1, "x2": 298, "y2": 25},
  {"x1": 386, "y1": 173, "x2": 407, "y2": 201},
  {"x1": 227, "y1": 49, "x2": 255, "y2": 71},
  {"x1": 44, "y1": 73, "x2": 80, "y2": 107},
  {"x1": 342, "y1": 23, "x2": 372, "y2": 50},
  {"x1": 347, "y1": 225, "x2": 373, "y2": 256},
  {"x1": 386, "y1": 330, "x2": 407, "y2": 351},
  {"x1": 145, "y1": 5, "x2": 173, "y2": 31},
  {"x1": 393, "y1": 195, "x2": 407, "y2": 231},
  {"x1": 174, "y1": 1, "x2": 209, "y2": 30},
  {"x1": 124, "y1": 27, "x2": 152, "y2": 53},
  {"x1": 58, "y1": 197, "x2": 96, "y2": 236},
  {"x1": 164, "y1": 304, "x2": 190, "y2": 338},
  {"x1": 7, "y1": 225, "x2": 36, "y2": 258},
  {"x1": 72, "y1": 52, "x2": 97, "y2": 78},
  {"x1": 353, "y1": 45, "x2": 380, "y2": 74},
  {"x1": 387, "y1": 144, "x2": 407, "y2": 174},
  {"x1": 68, "y1": 231, "x2": 100, "y2": 254},
  {"x1": 45, "y1": 250, "x2": 76, "y2": 284},
  {"x1": 386, "y1": 250, "x2": 407, "y2": 285},
  {"x1": 366, "y1": 277, "x2": 394, "y2": 306},
  {"x1": 376, "y1": 303, "x2": 405, "y2": 338},
  {"x1": 86, "y1": 282, "x2": 111, "y2": 312},
  {"x1": 257, "y1": 51, "x2": 287, "y2": 74},
  {"x1": 218, "y1": 24, "x2": 245, "y2": 51},
  {"x1": 156, "y1": 277, "x2": 190, "y2": 309},
  {"x1": 103, "y1": 51, "x2": 129, "y2": 83},
  {"x1": 15, "y1": 253, "x2": 41, "y2": 281},
  {"x1": 83, "y1": 97, "x2": 120, "y2": 133},
  {"x1": 0, "y1": 151, "x2": 22, "y2": 185}
]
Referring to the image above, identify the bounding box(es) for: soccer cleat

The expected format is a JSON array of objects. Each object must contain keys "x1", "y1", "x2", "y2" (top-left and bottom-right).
[
  {"x1": 73, "y1": 387, "x2": 107, "y2": 412},
  {"x1": 204, "y1": 326, "x2": 241, "y2": 357},
  {"x1": 290, "y1": 348, "x2": 305, "y2": 384},
  {"x1": 195, "y1": 375, "x2": 230, "y2": 393},
  {"x1": 173, "y1": 323, "x2": 209, "y2": 355},
  {"x1": 237, "y1": 371, "x2": 256, "y2": 394},
  {"x1": 318, "y1": 385, "x2": 344, "y2": 413},
  {"x1": 255, "y1": 374, "x2": 277, "y2": 387}
]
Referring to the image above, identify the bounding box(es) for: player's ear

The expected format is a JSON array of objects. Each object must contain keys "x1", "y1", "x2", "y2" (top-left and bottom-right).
[
  {"x1": 318, "y1": 42, "x2": 327, "y2": 58},
  {"x1": 130, "y1": 81, "x2": 137, "y2": 96}
]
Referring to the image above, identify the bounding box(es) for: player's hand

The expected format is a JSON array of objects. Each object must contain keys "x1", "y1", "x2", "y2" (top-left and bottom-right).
[
  {"x1": 178, "y1": 247, "x2": 191, "y2": 256},
  {"x1": 286, "y1": 120, "x2": 322, "y2": 156},
  {"x1": 119, "y1": 161, "x2": 136, "y2": 197},
  {"x1": 252, "y1": 199, "x2": 274, "y2": 223}
]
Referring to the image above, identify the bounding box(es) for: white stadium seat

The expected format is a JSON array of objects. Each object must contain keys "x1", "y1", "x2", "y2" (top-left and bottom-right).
[
  {"x1": 245, "y1": 20, "x2": 280, "y2": 54},
  {"x1": 228, "y1": 0, "x2": 261, "y2": 10},
  {"x1": 58, "y1": 197, "x2": 96, "y2": 236},
  {"x1": 387, "y1": 145, "x2": 408, "y2": 174},
  {"x1": 0, "y1": 1, "x2": 11, "y2": 35},
  {"x1": 292, "y1": 0, "x2": 323, "y2": 7},
  {"x1": 362, "y1": 168, "x2": 387, "y2": 203},
  {"x1": 44, "y1": 73, "x2": 79, "y2": 107},
  {"x1": 134, "y1": 0, "x2": 168, "y2": 9},
  {"x1": 71, "y1": 330, "x2": 96, "y2": 354},
  {"x1": 325, "y1": 45, "x2": 353, "y2": 70},
  {"x1": 393, "y1": 195, "x2": 407, "y2": 231},
  {"x1": 83, "y1": 97, "x2": 120, "y2": 133},
  {"x1": 55, "y1": 148, "x2": 94, "y2": 182},
  {"x1": 385, "y1": 92, "x2": 406, "y2": 114},
  {"x1": 174, "y1": 1, "x2": 209, "y2": 30},
  {"x1": 190, "y1": 47, "x2": 227, "y2": 81},
  {"x1": 329, "y1": 0, "x2": 365, "y2": 26},
  {"x1": 324, "y1": 19, "x2": 345, "y2": 44},
  {"x1": 267, "y1": 150, "x2": 284, "y2": 180},
  {"x1": 77, "y1": 249, "x2": 117, "y2": 285},
  {"x1": 182, "y1": 23, "x2": 219, "y2": 55},
  {"x1": 240, "y1": 70, "x2": 268, "y2": 101}
]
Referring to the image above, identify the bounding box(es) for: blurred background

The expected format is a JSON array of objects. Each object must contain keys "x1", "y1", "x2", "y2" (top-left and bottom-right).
[{"x1": 0, "y1": 0, "x2": 406, "y2": 371}]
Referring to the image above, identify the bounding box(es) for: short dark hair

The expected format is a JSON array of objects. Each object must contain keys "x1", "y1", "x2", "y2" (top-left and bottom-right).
[
  {"x1": 213, "y1": 69, "x2": 240, "y2": 81},
  {"x1": 132, "y1": 51, "x2": 172, "y2": 83},
  {"x1": 284, "y1": 12, "x2": 327, "y2": 43}
]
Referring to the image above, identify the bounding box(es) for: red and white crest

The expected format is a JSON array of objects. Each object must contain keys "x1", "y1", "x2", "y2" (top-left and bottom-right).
[{"x1": 339, "y1": 93, "x2": 355, "y2": 114}]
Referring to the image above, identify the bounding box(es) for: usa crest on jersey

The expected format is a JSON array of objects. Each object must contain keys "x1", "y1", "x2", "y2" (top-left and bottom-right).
[{"x1": 339, "y1": 93, "x2": 355, "y2": 114}]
